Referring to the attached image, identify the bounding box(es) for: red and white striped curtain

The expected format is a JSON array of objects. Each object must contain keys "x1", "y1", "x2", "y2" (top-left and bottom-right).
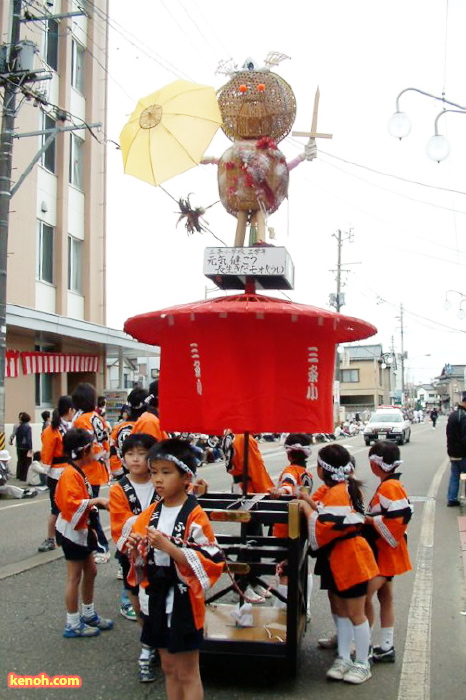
[
  {"x1": 5, "y1": 350, "x2": 20, "y2": 378},
  {"x1": 21, "y1": 352, "x2": 100, "y2": 375}
]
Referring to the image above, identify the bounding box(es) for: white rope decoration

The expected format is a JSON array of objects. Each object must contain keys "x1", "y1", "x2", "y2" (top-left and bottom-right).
[
  {"x1": 285, "y1": 443, "x2": 312, "y2": 457},
  {"x1": 317, "y1": 455, "x2": 353, "y2": 482},
  {"x1": 369, "y1": 453, "x2": 403, "y2": 473}
]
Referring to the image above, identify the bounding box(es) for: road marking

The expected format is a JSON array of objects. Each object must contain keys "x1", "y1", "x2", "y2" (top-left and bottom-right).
[{"x1": 397, "y1": 457, "x2": 449, "y2": 700}]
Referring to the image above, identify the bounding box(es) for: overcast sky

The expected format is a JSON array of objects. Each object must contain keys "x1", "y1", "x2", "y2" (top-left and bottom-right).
[{"x1": 104, "y1": 0, "x2": 466, "y2": 385}]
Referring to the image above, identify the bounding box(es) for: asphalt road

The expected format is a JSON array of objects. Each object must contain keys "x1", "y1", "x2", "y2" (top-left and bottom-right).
[{"x1": 1, "y1": 419, "x2": 465, "y2": 700}]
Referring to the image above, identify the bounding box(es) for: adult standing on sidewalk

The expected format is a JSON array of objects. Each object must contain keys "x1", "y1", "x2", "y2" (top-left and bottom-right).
[
  {"x1": 446, "y1": 392, "x2": 466, "y2": 506},
  {"x1": 14, "y1": 413, "x2": 33, "y2": 481}
]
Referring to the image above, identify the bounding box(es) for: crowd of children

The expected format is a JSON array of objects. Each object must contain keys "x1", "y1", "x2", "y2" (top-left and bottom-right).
[{"x1": 7, "y1": 378, "x2": 414, "y2": 696}]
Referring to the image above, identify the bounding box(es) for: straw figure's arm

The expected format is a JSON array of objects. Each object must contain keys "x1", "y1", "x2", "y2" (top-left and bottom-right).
[{"x1": 287, "y1": 137, "x2": 317, "y2": 171}]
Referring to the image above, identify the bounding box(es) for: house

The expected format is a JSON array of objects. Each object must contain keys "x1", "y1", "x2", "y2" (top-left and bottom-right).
[
  {"x1": 433, "y1": 364, "x2": 466, "y2": 410},
  {"x1": 414, "y1": 383, "x2": 439, "y2": 410},
  {"x1": 339, "y1": 344, "x2": 399, "y2": 417}
]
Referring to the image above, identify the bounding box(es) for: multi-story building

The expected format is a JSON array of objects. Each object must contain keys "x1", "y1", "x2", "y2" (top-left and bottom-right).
[
  {"x1": 0, "y1": 1, "x2": 157, "y2": 424},
  {"x1": 339, "y1": 344, "x2": 398, "y2": 416}
]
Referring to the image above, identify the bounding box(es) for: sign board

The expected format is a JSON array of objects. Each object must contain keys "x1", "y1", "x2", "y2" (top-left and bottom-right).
[{"x1": 203, "y1": 246, "x2": 295, "y2": 290}]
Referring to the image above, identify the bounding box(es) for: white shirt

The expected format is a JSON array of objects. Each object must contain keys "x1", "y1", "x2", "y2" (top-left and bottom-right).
[
  {"x1": 130, "y1": 479, "x2": 154, "y2": 512},
  {"x1": 153, "y1": 503, "x2": 183, "y2": 616}
]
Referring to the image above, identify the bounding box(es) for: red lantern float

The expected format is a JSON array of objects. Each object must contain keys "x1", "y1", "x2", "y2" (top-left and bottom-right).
[{"x1": 124, "y1": 293, "x2": 376, "y2": 434}]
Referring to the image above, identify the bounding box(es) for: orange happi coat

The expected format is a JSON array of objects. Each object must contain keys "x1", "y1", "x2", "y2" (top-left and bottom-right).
[
  {"x1": 309, "y1": 481, "x2": 379, "y2": 591},
  {"x1": 41, "y1": 422, "x2": 68, "y2": 480},
  {"x1": 131, "y1": 410, "x2": 168, "y2": 442},
  {"x1": 366, "y1": 473, "x2": 413, "y2": 577},
  {"x1": 55, "y1": 463, "x2": 92, "y2": 547},
  {"x1": 109, "y1": 476, "x2": 155, "y2": 552},
  {"x1": 130, "y1": 497, "x2": 224, "y2": 631},
  {"x1": 109, "y1": 420, "x2": 134, "y2": 476},
  {"x1": 273, "y1": 463, "x2": 313, "y2": 538},
  {"x1": 73, "y1": 410, "x2": 109, "y2": 486},
  {"x1": 227, "y1": 433, "x2": 274, "y2": 494}
]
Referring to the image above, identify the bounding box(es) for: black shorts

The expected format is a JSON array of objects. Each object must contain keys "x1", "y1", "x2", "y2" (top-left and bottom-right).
[
  {"x1": 47, "y1": 476, "x2": 60, "y2": 516},
  {"x1": 118, "y1": 552, "x2": 139, "y2": 595},
  {"x1": 59, "y1": 534, "x2": 93, "y2": 562},
  {"x1": 141, "y1": 609, "x2": 203, "y2": 654}
]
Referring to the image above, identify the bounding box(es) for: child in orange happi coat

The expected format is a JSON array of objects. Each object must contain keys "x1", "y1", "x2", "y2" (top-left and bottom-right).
[
  {"x1": 55, "y1": 429, "x2": 113, "y2": 638},
  {"x1": 364, "y1": 440, "x2": 413, "y2": 663},
  {"x1": 126, "y1": 438, "x2": 223, "y2": 700},
  {"x1": 299, "y1": 444, "x2": 378, "y2": 685}
]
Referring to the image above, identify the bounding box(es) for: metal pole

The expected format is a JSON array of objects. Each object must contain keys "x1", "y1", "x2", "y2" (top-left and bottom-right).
[
  {"x1": 400, "y1": 303, "x2": 406, "y2": 404},
  {"x1": 0, "y1": 0, "x2": 23, "y2": 448}
]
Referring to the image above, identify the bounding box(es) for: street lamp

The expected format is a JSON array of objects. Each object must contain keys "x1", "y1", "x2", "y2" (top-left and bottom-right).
[
  {"x1": 388, "y1": 87, "x2": 466, "y2": 162},
  {"x1": 443, "y1": 290, "x2": 466, "y2": 319}
]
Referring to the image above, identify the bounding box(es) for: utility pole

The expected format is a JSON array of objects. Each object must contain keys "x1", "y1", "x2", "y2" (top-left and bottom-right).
[
  {"x1": 399, "y1": 303, "x2": 406, "y2": 405},
  {"x1": 329, "y1": 227, "x2": 354, "y2": 423},
  {"x1": 0, "y1": 0, "x2": 22, "y2": 450}
]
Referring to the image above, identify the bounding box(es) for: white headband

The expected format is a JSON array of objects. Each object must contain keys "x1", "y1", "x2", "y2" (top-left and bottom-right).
[
  {"x1": 152, "y1": 453, "x2": 195, "y2": 479},
  {"x1": 317, "y1": 455, "x2": 353, "y2": 482},
  {"x1": 285, "y1": 443, "x2": 312, "y2": 457},
  {"x1": 369, "y1": 453, "x2": 403, "y2": 472}
]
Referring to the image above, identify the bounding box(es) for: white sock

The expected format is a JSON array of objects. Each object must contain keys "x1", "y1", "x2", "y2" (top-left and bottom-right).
[
  {"x1": 139, "y1": 646, "x2": 151, "y2": 661},
  {"x1": 66, "y1": 611, "x2": 80, "y2": 628},
  {"x1": 380, "y1": 626, "x2": 394, "y2": 650},
  {"x1": 307, "y1": 574, "x2": 313, "y2": 609},
  {"x1": 81, "y1": 602, "x2": 95, "y2": 619},
  {"x1": 336, "y1": 616, "x2": 353, "y2": 660},
  {"x1": 353, "y1": 620, "x2": 371, "y2": 664}
]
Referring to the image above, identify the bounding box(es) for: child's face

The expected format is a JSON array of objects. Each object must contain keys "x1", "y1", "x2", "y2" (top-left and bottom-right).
[
  {"x1": 149, "y1": 459, "x2": 190, "y2": 500},
  {"x1": 124, "y1": 447, "x2": 150, "y2": 477}
]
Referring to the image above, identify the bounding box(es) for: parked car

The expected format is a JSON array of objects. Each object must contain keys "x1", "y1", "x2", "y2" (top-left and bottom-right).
[{"x1": 363, "y1": 407, "x2": 411, "y2": 446}]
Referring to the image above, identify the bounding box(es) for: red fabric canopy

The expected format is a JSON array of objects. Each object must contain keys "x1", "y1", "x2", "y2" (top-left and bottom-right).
[{"x1": 125, "y1": 293, "x2": 377, "y2": 433}]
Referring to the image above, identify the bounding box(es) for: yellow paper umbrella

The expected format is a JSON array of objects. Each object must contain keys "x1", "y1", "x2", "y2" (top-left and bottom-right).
[{"x1": 120, "y1": 80, "x2": 222, "y2": 186}]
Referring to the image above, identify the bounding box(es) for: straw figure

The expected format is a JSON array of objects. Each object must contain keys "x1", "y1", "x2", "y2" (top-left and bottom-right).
[{"x1": 202, "y1": 57, "x2": 319, "y2": 246}]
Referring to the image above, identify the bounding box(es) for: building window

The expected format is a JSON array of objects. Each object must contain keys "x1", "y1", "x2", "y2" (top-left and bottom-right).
[
  {"x1": 71, "y1": 39, "x2": 85, "y2": 93},
  {"x1": 37, "y1": 221, "x2": 54, "y2": 283},
  {"x1": 69, "y1": 133, "x2": 84, "y2": 189},
  {"x1": 35, "y1": 372, "x2": 53, "y2": 406},
  {"x1": 41, "y1": 113, "x2": 56, "y2": 173},
  {"x1": 68, "y1": 235, "x2": 83, "y2": 293},
  {"x1": 341, "y1": 369, "x2": 359, "y2": 383},
  {"x1": 44, "y1": 19, "x2": 59, "y2": 71}
]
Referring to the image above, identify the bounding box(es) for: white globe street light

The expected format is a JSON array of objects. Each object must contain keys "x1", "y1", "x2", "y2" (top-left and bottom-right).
[
  {"x1": 426, "y1": 134, "x2": 450, "y2": 162},
  {"x1": 387, "y1": 112, "x2": 412, "y2": 139}
]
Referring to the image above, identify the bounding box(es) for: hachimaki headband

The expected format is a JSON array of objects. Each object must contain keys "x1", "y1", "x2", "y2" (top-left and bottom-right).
[
  {"x1": 71, "y1": 440, "x2": 93, "y2": 460},
  {"x1": 369, "y1": 453, "x2": 403, "y2": 473},
  {"x1": 285, "y1": 443, "x2": 312, "y2": 457},
  {"x1": 151, "y1": 453, "x2": 195, "y2": 480},
  {"x1": 317, "y1": 455, "x2": 353, "y2": 482}
]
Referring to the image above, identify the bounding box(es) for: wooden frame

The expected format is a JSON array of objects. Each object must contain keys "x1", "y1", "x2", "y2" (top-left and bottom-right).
[{"x1": 198, "y1": 492, "x2": 309, "y2": 676}]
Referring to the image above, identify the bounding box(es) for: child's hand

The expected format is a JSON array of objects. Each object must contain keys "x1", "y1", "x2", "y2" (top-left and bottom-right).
[
  {"x1": 126, "y1": 532, "x2": 142, "y2": 550},
  {"x1": 298, "y1": 489, "x2": 317, "y2": 509},
  {"x1": 146, "y1": 526, "x2": 172, "y2": 552},
  {"x1": 268, "y1": 487, "x2": 283, "y2": 499},
  {"x1": 298, "y1": 499, "x2": 313, "y2": 518},
  {"x1": 364, "y1": 515, "x2": 374, "y2": 525},
  {"x1": 192, "y1": 478, "x2": 208, "y2": 496}
]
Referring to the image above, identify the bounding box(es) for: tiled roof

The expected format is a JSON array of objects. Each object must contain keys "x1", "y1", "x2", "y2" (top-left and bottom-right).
[{"x1": 343, "y1": 344, "x2": 383, "y2": 360}]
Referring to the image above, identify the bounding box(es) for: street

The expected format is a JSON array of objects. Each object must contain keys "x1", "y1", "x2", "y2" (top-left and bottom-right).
[{"x1": 1, "y1": 419, "x2": 465, "y2": 699}]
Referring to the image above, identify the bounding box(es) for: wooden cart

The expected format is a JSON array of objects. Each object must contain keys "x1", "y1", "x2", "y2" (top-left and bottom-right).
[{"x1": 197, "y1": 492, "x2": 310, "y2": 677}]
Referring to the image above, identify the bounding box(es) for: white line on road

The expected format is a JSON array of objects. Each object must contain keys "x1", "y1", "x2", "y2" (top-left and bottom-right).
[{"x1": 397, "y1": 457, "x2": 449, "y2": 700}]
